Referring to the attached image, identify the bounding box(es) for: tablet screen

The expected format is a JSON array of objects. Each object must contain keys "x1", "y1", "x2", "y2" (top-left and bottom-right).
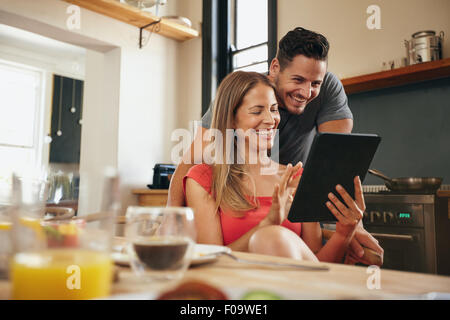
[{"x1": 287, "y1": 133, "x2": 381, "y2": 223}]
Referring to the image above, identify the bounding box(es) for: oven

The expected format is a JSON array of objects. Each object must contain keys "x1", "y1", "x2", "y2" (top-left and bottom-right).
[{"x1": 363, "y1": 186, "x2": 450, "y2": 275}]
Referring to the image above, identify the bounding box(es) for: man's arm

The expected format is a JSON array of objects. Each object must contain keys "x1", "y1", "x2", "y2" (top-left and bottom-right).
[
  {"x1": 167, "y1": 127, "x2": 208, "y2": 207},
  {"x1": 318, "y1": 118, "x2": 353, "y2": 133}
]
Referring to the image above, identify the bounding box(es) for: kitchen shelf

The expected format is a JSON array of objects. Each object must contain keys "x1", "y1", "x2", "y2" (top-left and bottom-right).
[
  {"x1": 341, "y1": 58, "x2": 450, "y2": 95},
  {"x1": 62, "y1": 0, "x2": 199, "y2": 42}
]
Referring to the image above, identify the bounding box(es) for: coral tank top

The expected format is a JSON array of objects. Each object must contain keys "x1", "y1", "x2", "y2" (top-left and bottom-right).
[{"x1": 183, "y1": 164, "x2": 302, "y2": 245}]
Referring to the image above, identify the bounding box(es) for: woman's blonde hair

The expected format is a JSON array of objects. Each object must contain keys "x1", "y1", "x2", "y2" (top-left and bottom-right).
[{"x1": 210, "y1": 71, "x2": 277, "y2": 215}]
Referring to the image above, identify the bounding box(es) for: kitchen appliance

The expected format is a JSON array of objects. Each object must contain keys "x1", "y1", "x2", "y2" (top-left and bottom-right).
[
  {"x1": 163, "y1": 16, "x2": 192, "y2": 28},
  {"x1": 147, "y1": 164, "x2": 175, "y2": 189},
  {"x1": 362, "y1": 185, "x2": 450, "y2": 275},
  {"x1": 404, "y1": 30, "x2": 444, "y2": 65},
  {"x1": 368, "y1": 169, "x2": 443, "y2": 193}
]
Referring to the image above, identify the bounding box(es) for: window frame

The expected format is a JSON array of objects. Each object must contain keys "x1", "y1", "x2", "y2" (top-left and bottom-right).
[
  {"x1": 0, "y1": 59, "x2": 45, "y2": 169},
  {"x1": 201, "y1": 0, "x2": 277, "y2": 115}
]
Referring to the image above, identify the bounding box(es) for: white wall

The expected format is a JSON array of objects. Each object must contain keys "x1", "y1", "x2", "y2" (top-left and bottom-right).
[
  {"x1": 77, "y1": 48, "x2": 120, "y2": 215},
  {"x1": 175, "y1": 0, "x2": 203, "y2": 131},
  {"x1": 278, "y1": 0, "x2": 450, "y2": 79},
  {"x1": 0, "y1": 0, "x2": 193, "y2": 215}
]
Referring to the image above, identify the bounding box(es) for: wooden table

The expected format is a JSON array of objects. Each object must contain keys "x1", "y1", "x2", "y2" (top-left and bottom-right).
[{"x1": 1, "y1": 251, "x2": 449, "y2": 300}]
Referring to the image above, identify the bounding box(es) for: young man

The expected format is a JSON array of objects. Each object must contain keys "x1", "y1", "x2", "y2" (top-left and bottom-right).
[{"x1": 168, "y1": 27, "x2": 383, "y2": 265}]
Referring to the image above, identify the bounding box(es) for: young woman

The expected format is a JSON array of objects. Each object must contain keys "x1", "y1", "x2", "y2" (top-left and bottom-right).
[{"x1": 183, "y1": 71, "x2": 365, "y2": 263}]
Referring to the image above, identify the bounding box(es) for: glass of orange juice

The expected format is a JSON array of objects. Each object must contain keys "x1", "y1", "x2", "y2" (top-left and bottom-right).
[{"x1": 10, "y1": 168, "x2": 120, "y2": 300}]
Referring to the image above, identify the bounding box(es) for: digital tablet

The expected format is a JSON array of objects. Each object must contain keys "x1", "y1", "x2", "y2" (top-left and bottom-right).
[{"x1": 287, "y1": 133, "x2": 381, "y2": 223}]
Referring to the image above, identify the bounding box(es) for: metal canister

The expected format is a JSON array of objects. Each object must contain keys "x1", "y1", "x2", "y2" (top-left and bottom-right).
[{"x1": 404, "y1": 30, "x2": 444, "y2": 65}]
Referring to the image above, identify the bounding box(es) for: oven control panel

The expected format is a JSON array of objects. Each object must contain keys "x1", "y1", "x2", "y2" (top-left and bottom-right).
[{"x1": 363, "y1": 204, "x2": 424, "y2": 227}]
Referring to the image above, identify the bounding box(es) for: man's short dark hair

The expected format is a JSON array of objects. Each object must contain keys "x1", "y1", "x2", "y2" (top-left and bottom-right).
[{"x1": 276, "y1": 27, "x2": 329, "y2": 70}]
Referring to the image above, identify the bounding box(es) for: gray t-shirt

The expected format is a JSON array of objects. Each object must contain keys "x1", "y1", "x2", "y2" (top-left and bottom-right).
[{"x1": 201, "y1": 71, "x2": 353, "y2": 165}]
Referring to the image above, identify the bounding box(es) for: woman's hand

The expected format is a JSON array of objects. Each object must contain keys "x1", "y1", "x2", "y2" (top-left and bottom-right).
[
  {"x1": 326, "y1": 176, "x2": 365, "y2": 240},
  {"x1": 284, "y1": 161, "x2": 303, "y2": 214},
  {"x1": 263, "y1": 163, "x2": 295, "y2": 226},
  {"x1": 287, "y1": 161, "x2": 303, "y2": 190}
]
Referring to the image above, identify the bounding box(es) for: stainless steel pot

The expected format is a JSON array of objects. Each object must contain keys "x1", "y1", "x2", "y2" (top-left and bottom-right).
[{"x1": 404, "y1": 30, "x2": 444, "y2": 65}]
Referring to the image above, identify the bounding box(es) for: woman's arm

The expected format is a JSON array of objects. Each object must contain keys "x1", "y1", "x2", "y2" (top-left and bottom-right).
[
  {"x1": 300, "y1": 222, "x2": 322, "y2": 254},
  {"x1": 301, "y1": 222, "x2": 353, "y2": 263},
  {"x1": 301, "y1": 222, "x2": 354, "y2": 263},
  {"x1": 185, "y1": 178, "x2": 223, "y2": 245},
  {"x1": 168, "y1": 127, "x2": 208, "y2": 207}
]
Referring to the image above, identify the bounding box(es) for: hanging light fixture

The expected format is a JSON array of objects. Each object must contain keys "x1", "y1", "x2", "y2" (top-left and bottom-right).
[
  {"x1": 70, "y1": 79, "x2": 76, "y2": 114},
  {"x1": 79, "y1": 82, "x2": 83, "y2": 126},
  {"x1": 56, "y1": 77, "x2": 63, "y2": 137}
]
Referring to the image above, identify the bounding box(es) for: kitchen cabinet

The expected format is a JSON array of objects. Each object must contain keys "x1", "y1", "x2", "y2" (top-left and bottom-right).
[
  {"x1": 62, "y1": 0, "x2": 199, "y2": 42},
  {"x1": 132, "y1": 189, "x2": 168, "y2": 206},
  {"x1": 342, "y1": 58, "x2": 450, "y2": 94}
]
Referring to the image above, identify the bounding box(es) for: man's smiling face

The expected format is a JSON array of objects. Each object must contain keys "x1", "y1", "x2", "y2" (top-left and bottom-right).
[{"x1": 269, "y1": 54, "x2": 327, "y2": 115}]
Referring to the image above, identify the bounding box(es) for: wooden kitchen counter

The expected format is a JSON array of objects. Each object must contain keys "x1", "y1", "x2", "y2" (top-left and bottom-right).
[
  {"x1": 132, "y1": 188, "x2": 168, "y2": 206},
  {"x1": 1, "y1": 251, "x2": 449, "y2": 299}
]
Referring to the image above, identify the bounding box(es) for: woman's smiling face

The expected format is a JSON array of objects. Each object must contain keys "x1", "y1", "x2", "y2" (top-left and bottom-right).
[{"x1": 233, "y1": 83, "x2": 280, "y2": 155}]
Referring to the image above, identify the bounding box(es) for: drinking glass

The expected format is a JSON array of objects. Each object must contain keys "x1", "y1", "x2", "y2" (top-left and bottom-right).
[
  {"x1": 0, "y1": 171, "x2": 12, "y2": 279},
  {"x1": 0, "y1": 203, "x2": 12, "y2": 279},
  {"x1": 47, "y1": 170, "x2": 79, "y2": 206},
  {"x1": 125, "y1": 206, "x2": 196, "y2": 281},
  {"x1": 10, "y1": 167, "x2": 120, "y2": 300}
]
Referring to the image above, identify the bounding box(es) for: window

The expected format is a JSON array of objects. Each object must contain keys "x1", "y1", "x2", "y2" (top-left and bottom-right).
[
  {"x1": 231, "y1": 0, "x2": 269, "y2": 72},
  {"x1": 201, "y1": 0, "x2": 277, "y2": 114},
  {"x1": 0, "y1": 60, "x2": 45, "y2": 171}
]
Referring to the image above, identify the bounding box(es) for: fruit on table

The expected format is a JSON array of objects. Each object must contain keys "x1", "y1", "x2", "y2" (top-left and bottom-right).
[
  {"x1": 43, "y1": 221, "x2": 83, "y2": 248},
  {"x1": 157, "y1": 280, "x2": 228, "y2": 300},
  {"x1": 241, "y1": 290, "x2": 283, "y2": 300}
]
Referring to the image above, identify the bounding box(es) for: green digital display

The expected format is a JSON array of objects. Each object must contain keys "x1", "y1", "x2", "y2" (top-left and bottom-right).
[{"x1": 398, "y1": 213, "x2": 411, "y2": 219}]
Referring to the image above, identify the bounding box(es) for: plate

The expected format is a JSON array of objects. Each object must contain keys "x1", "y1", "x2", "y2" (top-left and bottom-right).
[
  {"x1": 111, "y1": 243, "x2": 231, "y2": 267},
  {"x1": 191, "y1": 244, "x2": 231, "y2": 266},
  {"x1": 111, "y1": 252, "x2": 130, "y2": 267}
]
